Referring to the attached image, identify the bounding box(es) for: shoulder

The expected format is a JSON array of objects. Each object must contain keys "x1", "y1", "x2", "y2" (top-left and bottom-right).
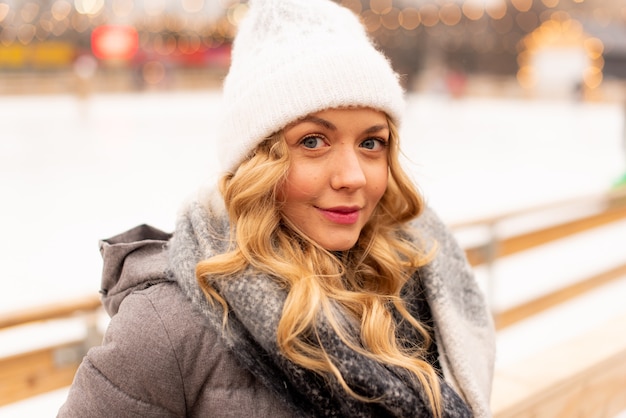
[
  {"x1": 101, "y1": 280, "x2": 231, "y2": 389},
  {"x1": 91, "y1": 282, "x2": 199, "y2": 411},
  {"x1": 61, "y1": 281, "x2": 225, "y2": 416},
  {"x1": 116, "y1": 280, "x2": 209, "y2": 348},
  {"x1": 108, "y1": 281, "x2": 293, "y2": 416},
  {"x1": 121, "y1": 281, "x2": 235, "y2": 388}
]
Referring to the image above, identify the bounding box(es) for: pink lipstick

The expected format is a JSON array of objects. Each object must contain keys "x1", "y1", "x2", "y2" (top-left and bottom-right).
[{"x1": 318, "y1": 206, "x2": 360, "y2": 225}]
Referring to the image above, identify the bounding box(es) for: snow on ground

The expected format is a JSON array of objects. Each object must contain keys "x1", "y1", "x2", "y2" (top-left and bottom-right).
[
  {"x1": 1, "y1": 91, "x2": 625, "y2": 415},
  {"x1": 1, "y1": 92, "x2": 223, "y2": 312},
  {"x1": 1, "y1": 91, "x2": 623, "y2": 312}
]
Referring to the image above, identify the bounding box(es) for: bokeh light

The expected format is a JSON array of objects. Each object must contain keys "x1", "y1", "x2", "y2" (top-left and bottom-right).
[{"x1": 0, "y1": 0, "x2": 623, "y2": 99}]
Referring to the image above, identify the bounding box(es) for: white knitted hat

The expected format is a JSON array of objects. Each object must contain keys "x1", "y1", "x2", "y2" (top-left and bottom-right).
[{"x1": 218, "y1": 0, "x2": 405, "y2": 173}]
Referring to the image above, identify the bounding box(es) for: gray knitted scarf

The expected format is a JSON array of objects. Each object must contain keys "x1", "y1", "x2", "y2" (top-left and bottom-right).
[{"x1": 168, "y1": 196, "x2": 474, "y2": 418}]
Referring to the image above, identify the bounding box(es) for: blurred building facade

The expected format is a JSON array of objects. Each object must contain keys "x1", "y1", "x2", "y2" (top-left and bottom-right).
[{"x1": 0, "y1": 0, "x2": 625, "y2": 99}]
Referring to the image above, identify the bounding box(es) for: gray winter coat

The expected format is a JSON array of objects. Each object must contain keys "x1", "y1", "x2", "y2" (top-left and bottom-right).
[
  {"x1": 58, "y1": 225, "x2": 295, "y2": 417},
  {"x1": 58, "y1": 203, "x2": 495, "y2": 417}
]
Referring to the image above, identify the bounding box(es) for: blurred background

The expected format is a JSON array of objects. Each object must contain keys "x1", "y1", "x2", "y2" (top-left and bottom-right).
[
  {"x1": 0, "y1": 0, "x2": 625, "y2": 98},
  {"x1": 1, "y1": 0, "x2": 626, "y2": 416}
]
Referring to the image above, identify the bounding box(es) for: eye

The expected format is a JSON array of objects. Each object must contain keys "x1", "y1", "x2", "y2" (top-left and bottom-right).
[
  {"x1": 360, "y1": 137, "x2": 387, "y2": 151},
  {"x1": 300, "y1": 135, "x2": 325, "y2": 149}
]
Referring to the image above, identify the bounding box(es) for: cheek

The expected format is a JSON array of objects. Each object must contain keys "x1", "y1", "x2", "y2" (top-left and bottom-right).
[
  {"x1": 281, "y1": 165, "x2": 321, "y2": 201},
  {"x1": 370, "y1": 167, "x2": 389, "y2": 200}
]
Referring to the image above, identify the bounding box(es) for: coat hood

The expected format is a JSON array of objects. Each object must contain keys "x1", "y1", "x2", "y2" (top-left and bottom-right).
[{"x1": 99, "y1": 224, "x2": 172, "y2": 317}]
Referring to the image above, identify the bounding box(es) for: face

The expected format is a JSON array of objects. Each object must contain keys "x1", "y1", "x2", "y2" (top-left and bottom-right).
[{"x1": 279, "y1": 107, "x2": 389, "y2": 251}]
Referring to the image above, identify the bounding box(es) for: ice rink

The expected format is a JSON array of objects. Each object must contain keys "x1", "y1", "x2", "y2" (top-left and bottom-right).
[{"x1": 2, "y1": 91, "x2": 626, "y2": 415}]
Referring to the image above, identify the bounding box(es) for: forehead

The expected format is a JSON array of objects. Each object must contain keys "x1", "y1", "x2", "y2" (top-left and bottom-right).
[
  {"x1": 286, "y1": 107, "x2": 389, "y2": 131},
  {"x1": 308, "y1": 107, "x2": 386, "y2": 121}
]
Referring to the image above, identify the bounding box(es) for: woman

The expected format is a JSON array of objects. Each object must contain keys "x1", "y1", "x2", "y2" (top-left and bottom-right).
[{"x1": 58, "y1": 0, "x2": 495, "y2": 417}]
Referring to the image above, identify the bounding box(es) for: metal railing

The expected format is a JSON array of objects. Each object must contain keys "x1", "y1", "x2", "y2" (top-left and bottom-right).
[
  {"x1": 452, "y1": 187, "x2": 626, "y2": 330},
  {"x1": 2, "y1": 187, "x2": 626, "y2": 411}
]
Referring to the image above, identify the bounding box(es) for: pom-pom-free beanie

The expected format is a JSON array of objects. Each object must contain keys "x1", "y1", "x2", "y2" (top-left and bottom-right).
[{"x1": 218, "y1": 0, "x2": 406, "y2": 173}]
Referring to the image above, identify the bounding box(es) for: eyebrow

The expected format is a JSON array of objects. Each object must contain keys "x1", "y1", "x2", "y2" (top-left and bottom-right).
[
  {"x1": 295, "y1": 115, "x2": 336, "y2": 130},
  {"x1": 363, "y1": 124, "x2": 389, "y2": 135},
  {"x1": 291, "y1": 115, "x2": 389, "y2": 135}
]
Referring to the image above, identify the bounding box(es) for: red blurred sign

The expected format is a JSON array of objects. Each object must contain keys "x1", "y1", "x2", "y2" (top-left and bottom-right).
[{"x1": 91, "y1": 25, "x2": 138, "y2": 61}]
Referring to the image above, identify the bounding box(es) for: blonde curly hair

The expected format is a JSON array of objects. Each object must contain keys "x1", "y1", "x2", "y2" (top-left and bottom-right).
[{"x1": 196, "y1": 116, "x2": 442, "y2": 417}]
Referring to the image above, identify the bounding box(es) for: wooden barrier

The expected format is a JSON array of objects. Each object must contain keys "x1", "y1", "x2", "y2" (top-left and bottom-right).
[
  {"x1": 1, "y1": 188, "x2": 626, "y2": 409},
  {"x1": 462, "y1": 196, "x2": 626, "y2": 266},
  {"x1": 0, "y1": 295, "x2": 103, "y2": 406},
  {"x1": 451, "y1": 188, "x2": 626, "y2": 417},
  {"x1": 492, "y1": 313, "x2": 626, "y2": 417},
  {"x1": 453, "y1": 187, "x2": 626, "y2": 330},
  {"x1": 0, "y1": 295, "x2": 101, "y2": 331},
  {"x1": 0, "y1": 341, "x2": 87, "y2": 406}
]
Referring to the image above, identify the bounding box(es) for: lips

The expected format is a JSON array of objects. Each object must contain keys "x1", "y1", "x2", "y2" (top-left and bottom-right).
[{"x1": 317, "y1": 206, "x2": 361, "y2": 225}]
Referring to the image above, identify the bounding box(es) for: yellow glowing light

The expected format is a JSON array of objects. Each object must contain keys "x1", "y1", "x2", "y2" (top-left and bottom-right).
[
  {"x1": 227, "y1": 3, "x2": 248, "y2": 27},
  {"x1": 517, "y1": 17, "x2": 605, "y2": 93},
  {"x1": 399, "y1": 7, "x2": 420, "y2": 30},
  {"x1": 516, "y1": 50, "x2": 529, "y2": 66},
  {"x1": 381, "y1": 7, "x2": 400, "y2": 29},
  {"x1": 511, "y1": 0, "x2": 532, "y2": 13},
  {"x1": 32, "y1": 41, "x2": 75, "y2": 68},
  {"x1": 541, "y1": 0, "x2": 559, "y2": 7},
  {"x1": 584, "y1": 66, "x2": 602, "y2": 89},
  {"x1": 516, "y1": 65, "x2": 534, "y2": 89},
  {"x1": 420, "y1": 4, "x2": 439, "y2": 27},
  {"x1": 0, "y1": 44, "x2": 23, "y2": 63},
  {"x1": 51, "y1": 0, "x2": 72, "y2": 21},
  {"x1": 549, "y1": 10, "x2": 570, "y2": 23},
  {"x1": 370, "y1": 0, "x2": 392, "y2": 15},
  {"x1": 440, "y1": 3, "x2": 462, "y2": 26},
  {"x1": 361, "y1": 9, "x2": 381, "y2": 32},
  {"x1": 462, "y1": 2, "x2": 484, "y2": 21},
  {"x1": 0, "y1": 4, "x2": 10, "y2": 23},
  {"x1": 75, "y1": 0, "x2": 105, "y2": 16},
  {"x1": 216, "y1": 17, "x2": 236, "y2": 38},
  {"x1": 563, "y1": 18, "x2": 583, "y2": 38},
  {"x1": 486, "y1": 1, "x2": 507, "y2": 20},
  {"x1": 583, "y1": 37, "x2": 603, "y2": 59}
]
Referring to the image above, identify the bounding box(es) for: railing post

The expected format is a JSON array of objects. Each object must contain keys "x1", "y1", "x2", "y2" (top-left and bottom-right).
[{"x1": 484, "y1": 222, "x2": 500, "y2": 317}]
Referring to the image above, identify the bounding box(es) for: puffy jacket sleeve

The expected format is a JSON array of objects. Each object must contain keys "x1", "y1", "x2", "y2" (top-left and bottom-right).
[{"x1": 57, "y1": 284, "x2": 186, "y2": 417}]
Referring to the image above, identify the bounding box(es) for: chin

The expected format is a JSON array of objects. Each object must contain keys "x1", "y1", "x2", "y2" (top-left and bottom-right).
[{"x1": 322, "y1": 239, "x2": 358, "y2": 252}]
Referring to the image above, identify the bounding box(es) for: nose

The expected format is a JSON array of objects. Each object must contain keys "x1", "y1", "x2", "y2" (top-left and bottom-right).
[{"x1": 330, "y1": 147, "x2": 366, "y2": 190}]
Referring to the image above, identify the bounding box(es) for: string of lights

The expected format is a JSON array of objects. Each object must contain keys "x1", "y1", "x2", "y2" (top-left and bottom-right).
[{"x1": 0, "y1": 0, "x2": 624, "y2": 96}]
